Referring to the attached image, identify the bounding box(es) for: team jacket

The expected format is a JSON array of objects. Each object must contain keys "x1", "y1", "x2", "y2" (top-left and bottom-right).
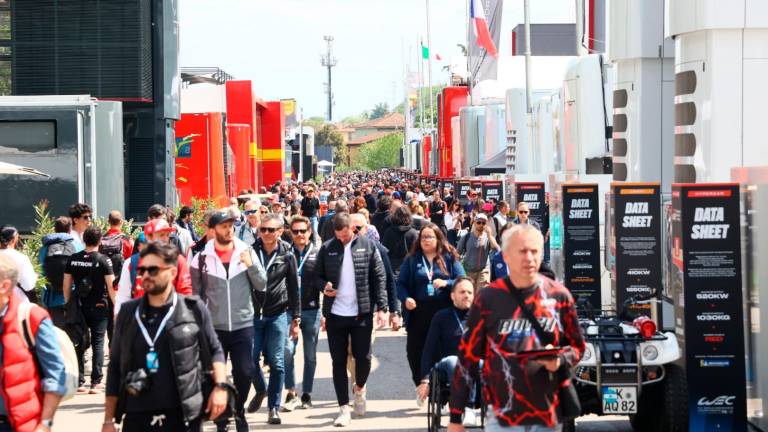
[
  {"x1": 449, "y1": 276, "x2": 585, "y2": 427},
  {"x1": 190, "y1": 239, "x2": 267, "y2": 332}
]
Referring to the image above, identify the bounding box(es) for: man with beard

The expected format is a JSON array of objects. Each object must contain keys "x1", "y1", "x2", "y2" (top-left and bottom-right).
[
  {"x1": 246, "y1": 213, "x2": 300, "y2": 425},
  {"x1": 104, "y1": 242, "x2": 228, "y2": 432},
  {"x1": 191, "y1": 212, "x2": 267, "y2": 432}
]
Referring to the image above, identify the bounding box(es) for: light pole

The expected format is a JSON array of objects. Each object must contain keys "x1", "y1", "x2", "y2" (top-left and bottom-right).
[{"x1": 321, "y1": 36, "x2": 338, "y2": 122}]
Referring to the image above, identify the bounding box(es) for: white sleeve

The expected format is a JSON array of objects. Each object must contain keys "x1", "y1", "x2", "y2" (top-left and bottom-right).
[
  {"x1": 115, "y1": 260, "x2": 133, "y2": 316},
  {"x1": 19, "y1": 255, "x2": 37, "y2": 292}
]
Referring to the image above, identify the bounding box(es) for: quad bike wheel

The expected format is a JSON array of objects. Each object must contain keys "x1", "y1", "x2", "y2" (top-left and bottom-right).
[{"x1": 630, "y1": 364, "x2": 688, "y2": 432}]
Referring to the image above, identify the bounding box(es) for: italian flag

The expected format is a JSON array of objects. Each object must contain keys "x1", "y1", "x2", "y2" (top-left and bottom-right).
[{"x1": 421, "y1": 44, "x2": 443, "y2": 61}]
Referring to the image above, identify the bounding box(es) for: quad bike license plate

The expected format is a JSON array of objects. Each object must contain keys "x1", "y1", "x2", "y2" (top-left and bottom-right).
[{"x1": 601, "y1": 386, "x2": 637, "y2": 414}]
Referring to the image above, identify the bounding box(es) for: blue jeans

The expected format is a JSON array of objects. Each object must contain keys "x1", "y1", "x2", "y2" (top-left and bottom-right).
[
  {"x1": 434, "y1": 356, "x2": 477, "y2": 403},
  {"x1": 252, "y1": 311, "x2": 289, "y2": 409},
  {"x1": 284, "y1": 308, "x2": 321, "y2": 394},
  {"x1": 309, "y1": 216, "x2": 319, "y2": 235}
]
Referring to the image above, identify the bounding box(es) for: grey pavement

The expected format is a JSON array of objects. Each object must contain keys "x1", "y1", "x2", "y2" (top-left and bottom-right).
[{"x1": 56, "y1": 330, "x2": 632, "y2": 431}]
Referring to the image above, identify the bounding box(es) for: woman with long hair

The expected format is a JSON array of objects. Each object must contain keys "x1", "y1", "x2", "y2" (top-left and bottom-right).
[
  {"x1": 444, "y1": 200, "x2": 463, "y2": 247},
  {"x1": 396, "y1": 223, "x2": 465, "y2": 391}
]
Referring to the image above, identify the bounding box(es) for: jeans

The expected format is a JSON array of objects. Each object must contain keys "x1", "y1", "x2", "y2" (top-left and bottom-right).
[
  {"x1": 326, "y1": 313, "x2": 373, "y2": 406},
  {"x1": 484, "y1": 415, "x2": 562, "y2": 432},
  {"x1": 285, "y1": 308, "x2": 321, "y2": 394},
  {"x1": 215, "y1": 326, "x2": 255, "y2": 417},
  {"x1": 252, "y1": 311, "x2": 289, "y2": 409},
  {"x1": 447, "y1": 229, "x2": 459, "y2": 247},
  {"x1": 77, "y1": 303, "x2": 109, "y2": 386},
  {"x1": 309, "y1": 216, "x2": 319, "y2": 235},
  {"x1": 434, "y1": 356, "x2": 478, "y2": 404}
]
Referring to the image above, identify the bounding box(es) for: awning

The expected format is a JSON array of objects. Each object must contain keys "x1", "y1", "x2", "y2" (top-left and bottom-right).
[
  {"x1": 472, "y1": 150, "x2": 506, "y2": 176},
  {"x1": 0, "y1": 161, "x2": 50, "y2": 177}
]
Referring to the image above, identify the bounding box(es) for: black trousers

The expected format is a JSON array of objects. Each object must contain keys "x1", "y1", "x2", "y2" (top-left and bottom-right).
[
  {"x1": 326, "y1": 313, "x2": 373, "y2": 406},
  {"x1": 122, "y1": 411, "x2": 201, "y2": 432},
  {"x1": 406, "y1": 299, "x2": 449, "y2": 386},
  {"x1": 215, "y1": 327, "x2": 255, "y2": 414}
]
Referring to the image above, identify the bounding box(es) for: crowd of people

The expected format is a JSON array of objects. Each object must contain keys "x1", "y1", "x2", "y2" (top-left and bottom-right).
[{"x1": 0, "y1": 169, "x2": 584, "y2": 432}]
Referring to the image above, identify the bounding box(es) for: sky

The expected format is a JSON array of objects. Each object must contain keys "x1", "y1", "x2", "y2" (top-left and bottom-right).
[{"x1": 179, "y1": 0, "x2": 574, "y2": 121}]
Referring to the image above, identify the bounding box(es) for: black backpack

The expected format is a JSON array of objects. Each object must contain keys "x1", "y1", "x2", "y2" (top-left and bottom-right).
[
  {"x1": 99, "y1": 233, "x2": 126, "y2": 282},
  {"x1": 43, "y1": 239, "x2": 77, "y2": 294}
]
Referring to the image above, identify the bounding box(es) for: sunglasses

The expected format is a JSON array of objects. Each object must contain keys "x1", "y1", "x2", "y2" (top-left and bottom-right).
[
  {"x1": 244, "y1": 210, "x2": 258, "y2": 215},
  {"x1": 518, "y1": 210, "x2": 529, "y2": 214},
  {"x1": 291, "y1": 228, "x2": 308, "y2": 235},
  {"x1": 259, "y1": 210, "x2": 268, "y2": 214},
  {"x1": 475, "y1": 220, "x2": 486, "y2": 225},
  {"x1": 260, "y1": 227, "x2": 280, "y2": 233},
  {"x1": 80, "y1": 215, "x2": 93, "y2": 220},
  {"x1": 136, "y1": 265, "x2": 173, "y2": 277},
  {"x1": 352, "y1": 225, "x2": 365, "y2": 233}
]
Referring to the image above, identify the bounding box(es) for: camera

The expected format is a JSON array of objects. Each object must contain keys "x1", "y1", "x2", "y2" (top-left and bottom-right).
[{"x1": 125, "y1": 368, "x2": 151, "y2": 397}]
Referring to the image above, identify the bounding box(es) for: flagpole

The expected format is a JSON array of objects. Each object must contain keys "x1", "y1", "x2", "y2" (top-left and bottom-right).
[
  {"x1": 426, "y1": 0, "x2": 434, "y2": 131},
  {"x1": 418, "y1": 37, "x2": 425, "y2": 134}
]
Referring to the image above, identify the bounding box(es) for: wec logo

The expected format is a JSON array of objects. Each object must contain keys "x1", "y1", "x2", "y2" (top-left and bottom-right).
[{"x1": 697, "y1": 396, "x2": 735, "y2": 407}]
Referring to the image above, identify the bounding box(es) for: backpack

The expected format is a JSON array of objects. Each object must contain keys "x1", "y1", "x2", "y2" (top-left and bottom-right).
[
  {"x1": 43, "y1": 240, "x2": 76, "y2": 294},
  {"x1": 17, "y1": 302, "x2": 79, "y2": 401},
  {"x1": 99, "y1": 233, "x2": 126, "y2": 282},
  {"x1": 128, "y1": 254, "x2": 142, "y2": 298}
]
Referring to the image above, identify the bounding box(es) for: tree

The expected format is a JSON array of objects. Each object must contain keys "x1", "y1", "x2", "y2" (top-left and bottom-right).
[
  {"x1": 369, "y1": 102, "x2": 390, "y2": 120},
  {"x1": 303, "y1": 116, "x2": 325, "y2": 130},
  {"x1": 315, "y1": 124, "x2": 346, "y2": 166},
  {"x1": 341, "y1": 113, "x2": 368, "y2": 126},
  {"x1": 356, "y1": 132, "x2": 403, "y2": 170}
]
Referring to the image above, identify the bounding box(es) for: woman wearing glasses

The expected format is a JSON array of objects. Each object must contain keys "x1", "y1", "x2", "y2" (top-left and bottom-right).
[
  {"x1": 456, "y1": 213, "x2": 499, "y2": 291},
  {"x1": 396, "y1": 223, "x2": 465, "y2": 391}
]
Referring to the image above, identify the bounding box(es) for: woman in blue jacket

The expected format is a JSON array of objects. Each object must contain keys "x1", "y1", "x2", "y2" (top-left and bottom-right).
[{"x1": 397, "y1": 223, "x2": 465, "y2": 388}]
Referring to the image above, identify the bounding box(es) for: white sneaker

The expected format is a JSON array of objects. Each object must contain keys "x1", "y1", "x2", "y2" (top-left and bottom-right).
[
  {"x1": 353, "y1": 386, "x2": 367, "y2": 417},
  {"x1": 440, "y1": 404, "x2": 451, "y2": 416},
  {"x1": 462, "y1": 407, "x2": 478, "y2": 427},
  {"x1": 334, "y1": 405, "x2": 352, "y2": 427}
]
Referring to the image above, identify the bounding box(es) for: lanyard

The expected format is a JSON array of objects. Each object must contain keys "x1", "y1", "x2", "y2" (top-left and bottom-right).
[
  {"x1": 296, "y1": 243, "x2": 314, "y2": 275},
  {"x1": 259, "y1": 248, "x2": 278, "y2": 271},
  {"x1": 135, "y1": 293, "x2": 177, "y2": 352},
  {"x1": 452, "y1": 309, "x2": 465, "y2": 333},
  {"x1": 421, "y1": 255, "x2": 434, "y2": 281}
]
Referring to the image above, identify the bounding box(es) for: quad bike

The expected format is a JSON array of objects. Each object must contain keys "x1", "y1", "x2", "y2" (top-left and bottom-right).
[{"x1": 564, "y1": 294, "x2": 688, "y2": 432}]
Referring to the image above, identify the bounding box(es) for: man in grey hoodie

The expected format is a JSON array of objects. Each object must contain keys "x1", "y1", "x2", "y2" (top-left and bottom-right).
[{"x1": 191, "y1": 211, "x2": 267, "y2": 432}]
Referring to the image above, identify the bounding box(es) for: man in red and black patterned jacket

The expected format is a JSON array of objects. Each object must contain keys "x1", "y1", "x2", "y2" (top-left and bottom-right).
[{"x1": 448, "y1": 224, "x2": 585, "y2": 432}]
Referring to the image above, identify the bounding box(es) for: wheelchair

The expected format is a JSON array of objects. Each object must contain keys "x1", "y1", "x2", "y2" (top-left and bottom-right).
[{"x1": 426, "y1": 367, "x2": 486, "y2": 431}]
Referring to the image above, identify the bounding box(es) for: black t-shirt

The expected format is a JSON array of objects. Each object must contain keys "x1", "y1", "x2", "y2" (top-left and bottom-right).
[
  {"x1": 65, "y1": 250, "x2": 113, "y2": 307},
  {"x1": 125, "y1": 302, "x2": 180, "y2": 413},
  {"x1": 301, "y1": 197, "x2": 320, "y2": 218}
]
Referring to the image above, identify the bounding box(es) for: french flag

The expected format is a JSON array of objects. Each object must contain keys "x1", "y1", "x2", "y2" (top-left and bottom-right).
[{"x1": 471, "y1": 0, "x2": 498, "y2": 59}]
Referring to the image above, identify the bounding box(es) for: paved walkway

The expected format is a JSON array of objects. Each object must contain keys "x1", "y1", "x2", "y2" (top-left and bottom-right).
[{"x1": 56, "y1": 330, "x2": 631, "y2": 431}]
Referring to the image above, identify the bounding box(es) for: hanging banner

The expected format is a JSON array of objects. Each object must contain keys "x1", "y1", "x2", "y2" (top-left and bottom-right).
[
  {"x1": 562, "y1": 184, "x2": 601, "y2": 309},
  {"x1": 482, "y1": 180, "x2": 503, "y2": 204},
  {"x1": 673, "y1": 183, "x2": 745, "y2": 431},
  {"x1": 455, "y1": 179, "x2": 472, "y2": 205},
  {"x1": 611, "y1": 183, "x2": 662, "y2": 319}
]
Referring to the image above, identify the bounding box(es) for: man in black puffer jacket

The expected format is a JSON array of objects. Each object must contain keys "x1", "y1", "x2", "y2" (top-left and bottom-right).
[{"x1": 315, "y1": 212, "x2": 388, "y2": 427}]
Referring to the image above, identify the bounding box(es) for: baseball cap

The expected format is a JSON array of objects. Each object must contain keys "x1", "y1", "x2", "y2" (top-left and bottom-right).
[
  {"x1": 136, "y1": 232, "x2": 147, "y2": 244},
  {"x1": 482, "y1": 203, "x2": 494, "y2": 212},
  {"x1": 144, "y1": 219, "x2": 175, "y2": 236},
  {"x1": 208, "y1": 211, "x2": 235, "y2": 228},
  {"x1": 475, "y1": 213, "x2": 489, "y2": 221}
]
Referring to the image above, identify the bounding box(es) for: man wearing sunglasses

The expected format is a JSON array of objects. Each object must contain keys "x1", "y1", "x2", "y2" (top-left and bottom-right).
[
  {"x1": 68, "y1": 202, "x2": 93, "y2": 250},
  {"x1": 457, "y1": 213, "x2": 499, "y2": 290},
  {"x1": 191, "y1": 212, "x2": 267, "y2": 432},
  {"x1": 104, "y1": 242, "x2": 228, "y2": 432},
  {"x1": 513, "y1": 202, "x2": 541, "y2": 232},
  {"x1": 282, "y1": 216, "x2": 322, "y2": 411},
  {"x1": 247, "y1": 213, "x2": 300, "y2": 425},
  {"x1": 235, "y1": 201, "x2": 262, "y2": 247}
]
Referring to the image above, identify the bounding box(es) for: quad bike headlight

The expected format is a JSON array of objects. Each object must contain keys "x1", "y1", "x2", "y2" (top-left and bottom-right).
[
  {"x1": 582, "y1": 346, "x2": 592, "y2": 361},
  {"x1": 642, "y1": 345, "x2": 659, "y2": 361}
]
